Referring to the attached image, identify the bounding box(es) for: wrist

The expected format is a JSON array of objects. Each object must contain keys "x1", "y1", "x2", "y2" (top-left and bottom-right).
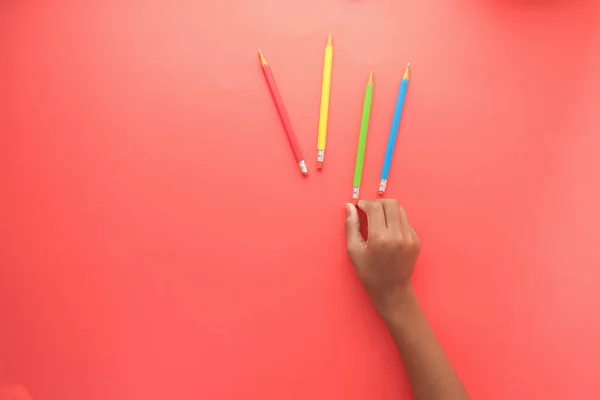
[{"x1": 377, "y1": 285, "x2": 418, "y2": 327}]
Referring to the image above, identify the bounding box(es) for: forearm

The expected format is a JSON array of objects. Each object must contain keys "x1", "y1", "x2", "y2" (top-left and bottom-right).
[
  {"x1": 344, "y1": 201, "x2": 467, "y2": 399},
  {"x1": 381, "y1": 287, "x2": 469, "y2": 400}
]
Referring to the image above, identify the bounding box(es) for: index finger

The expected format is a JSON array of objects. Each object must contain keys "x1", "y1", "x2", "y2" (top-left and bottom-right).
[{"x1": 358, "y1": 200, "x2": 386, "y2": 237}]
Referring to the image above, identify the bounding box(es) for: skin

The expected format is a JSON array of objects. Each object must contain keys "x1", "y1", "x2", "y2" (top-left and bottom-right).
[{"x1": 345, "y1": 199, "x2": 469, "y2": 400}]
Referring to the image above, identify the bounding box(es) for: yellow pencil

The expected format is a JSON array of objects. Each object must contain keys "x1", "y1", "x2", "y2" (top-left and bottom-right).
[{"x1": 317, "y1": 33, "x2": 333, "y2": 169}]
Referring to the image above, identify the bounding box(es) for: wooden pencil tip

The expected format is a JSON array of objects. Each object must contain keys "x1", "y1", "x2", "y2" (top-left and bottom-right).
[
  {"x1": 327, "y1": 33, "x2": 332, "y2": 46},
  {"x1": 258, "y1": 49, "x2": 267, "y2": 66},
  {"x1": 368, "y1": 71, "x2": 374, "y2": 84}
]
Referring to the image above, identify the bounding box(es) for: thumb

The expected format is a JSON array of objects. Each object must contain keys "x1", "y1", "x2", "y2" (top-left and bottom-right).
[{"x1": 345, "y1": 203, "x2": 365, "y2": 252}]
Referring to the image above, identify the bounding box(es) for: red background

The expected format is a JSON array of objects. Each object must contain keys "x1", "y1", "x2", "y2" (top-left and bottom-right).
[{"x1": 2, "y1": 0, "x2": 600, "y2": 399}]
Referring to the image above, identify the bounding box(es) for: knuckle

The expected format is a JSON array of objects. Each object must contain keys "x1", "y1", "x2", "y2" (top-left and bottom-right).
[
  {"x1": 413, "y1": 238, "x2": 421, "y2": 252},
  {"x1": 373, "y1": 234, "x2": 402, "y2": 249},
  {"x1": 380, "y1": 238, "x2": 393, "y2": 248},
  {"x1": 397, "y1": 235, "x2": 408, "y2": 247},
  {"x1": 370, "y1": 233, "x2": 387, "y2": 247}
]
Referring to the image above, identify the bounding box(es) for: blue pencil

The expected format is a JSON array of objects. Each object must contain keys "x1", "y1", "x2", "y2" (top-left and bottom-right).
[{"x1": 379, "y1": 63, "x2": 410, "y2": 194}]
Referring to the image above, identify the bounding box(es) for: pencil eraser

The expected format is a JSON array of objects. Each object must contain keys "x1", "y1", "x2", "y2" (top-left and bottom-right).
[{"x1": 316, "y1": 162, "x2": 323, "y2": 169}]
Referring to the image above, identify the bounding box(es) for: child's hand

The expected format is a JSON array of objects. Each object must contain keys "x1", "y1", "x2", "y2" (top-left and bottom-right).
[{"x1": 345, "y1": 200, "x2": 421, "y2": 319}]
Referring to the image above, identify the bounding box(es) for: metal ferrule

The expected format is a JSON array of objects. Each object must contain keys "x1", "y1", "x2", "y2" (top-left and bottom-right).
[
  {"x1": 317, "y1": 150, "x2": 324, "y2": 163},
  {"x1": 378, "y1": 179, "x2": 387, "y2": 193},
  {"x1": 352, "y1": 187, "x2": 360, "y2": 200},
  {"x1": 298, "y1": 160, "x2": 308, "y2": 175}
]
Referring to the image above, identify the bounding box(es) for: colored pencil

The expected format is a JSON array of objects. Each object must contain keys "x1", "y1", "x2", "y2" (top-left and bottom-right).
[
  {"x1": 258, "y1": 50, "x2": 308, "y2": 176},
  {"x1": 378, "y1": 63, "x2": 410, "y2": 194},
  {"x1": 352, "y1": 72, "x2": 374, "y2": 200},
  {"x1": 316, "y1": 34, "x2": 333, "y2": 169}
]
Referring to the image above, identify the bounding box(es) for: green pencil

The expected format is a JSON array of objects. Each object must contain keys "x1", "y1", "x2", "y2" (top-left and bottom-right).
[{"x1": 352, "y1": 72, "x2": 374, "y2": 200}]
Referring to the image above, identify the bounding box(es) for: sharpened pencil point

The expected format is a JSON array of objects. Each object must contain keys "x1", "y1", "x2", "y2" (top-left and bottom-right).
[
  {"x1": 403, "y1": 63, "x2": 410, "y2": 80},
  {"x1": 258, "y1": 49, "x2": 267, "y2": 66},
  {"x1": 368, "y1": 71, "x2": 374, "y2": 84},
  {"x1": 327, "y1": 33, "x2": 332, "y2": 47}
]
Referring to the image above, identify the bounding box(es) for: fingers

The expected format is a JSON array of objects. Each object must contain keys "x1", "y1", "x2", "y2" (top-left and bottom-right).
[
  {"x1": 398, "y1": 206, "x2": 412, "y2": 238},
  {"x1": 357, "y1": 199, "x2": 419, "y2": 250},
  {"x1": 381, "y1": 199, "x2": 401, "y2": 233},
  {"x1": 399, "y1": 207, "x2": 421, "y2": 252},
  {"x1": 345, "y1": 203, "x2": 365, "y2": 254},
  {"x1": 357, "y1": 200, "x2": 386, "y2": 239},
  {"x1": 410, "y1": 226, "x2": 421, "y2": 251}
]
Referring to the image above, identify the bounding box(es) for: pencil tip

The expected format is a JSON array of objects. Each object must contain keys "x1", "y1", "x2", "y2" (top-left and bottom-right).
[
  {"x1": 258, "y1": 49, "x2": 267, "y2": 66},
  {"x1": 368, "y1": 71, "x2": 374, "y2": 84},
  {"x1": 407, "y1": 62, "x2": 410, "y2": 68},
  {"x1": 327, "y1": 33, "x2": 332, "y2": 46}
]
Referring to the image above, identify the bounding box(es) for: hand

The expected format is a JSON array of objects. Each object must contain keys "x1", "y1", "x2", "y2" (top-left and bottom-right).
[{"x1": 345, "y1": 199, "x2": 421, "y2": 320}]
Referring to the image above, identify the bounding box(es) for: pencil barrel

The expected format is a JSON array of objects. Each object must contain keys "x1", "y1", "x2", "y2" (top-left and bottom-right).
[
  {"x1": 380, "y1": 78, "x2": 409, "y2": 182},
  {"x1": 352, "y1": 80, "x2": 373, "y2": 188},
  {"x1": 317, "y1": 41, "x2": 333, "y2": 153},
  {"x1": 261, "y1": 63, "x2": 306, "y2": 170}
]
